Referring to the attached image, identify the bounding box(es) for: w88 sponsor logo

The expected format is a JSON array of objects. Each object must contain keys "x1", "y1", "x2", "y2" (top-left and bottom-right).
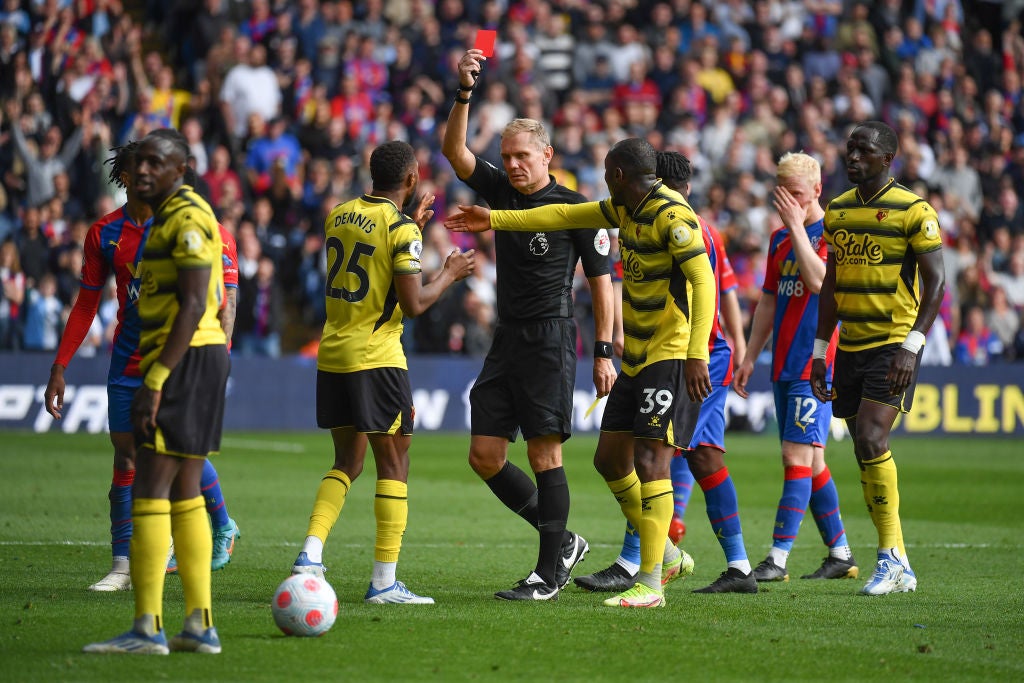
[{"x1": 778, "y1": 278, "x2": 805, "y2": 297}]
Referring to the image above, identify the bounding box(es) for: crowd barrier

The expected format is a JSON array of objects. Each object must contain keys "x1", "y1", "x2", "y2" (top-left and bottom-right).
[{"x1": 1, "y1": 353, "x2": 1021, "y2": 436}]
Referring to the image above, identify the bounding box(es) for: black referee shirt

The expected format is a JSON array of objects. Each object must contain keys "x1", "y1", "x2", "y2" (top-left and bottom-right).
[{"x1": 464, "y1": 156, "x2": 610, "y2": 323}]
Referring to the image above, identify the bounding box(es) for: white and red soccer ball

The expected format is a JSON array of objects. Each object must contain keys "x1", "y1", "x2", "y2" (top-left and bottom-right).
[{"x1": 272, "y1": 574, "x2": 338, "y2": 637}]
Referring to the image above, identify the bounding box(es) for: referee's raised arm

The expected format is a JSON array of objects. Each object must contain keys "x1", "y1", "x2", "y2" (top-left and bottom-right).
[{"x1": 441, "y1": 49, "x2": 487, "y2": 180}]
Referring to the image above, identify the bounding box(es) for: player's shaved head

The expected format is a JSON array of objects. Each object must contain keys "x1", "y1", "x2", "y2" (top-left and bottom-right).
[{"x1": 609, "y1": 138, "x2": 657, "y2": 176}]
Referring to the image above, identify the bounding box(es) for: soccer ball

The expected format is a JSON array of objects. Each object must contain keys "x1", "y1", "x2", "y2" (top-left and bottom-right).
[{"x1": 272, "y1": 574, "x2": 338, "y2": 637}]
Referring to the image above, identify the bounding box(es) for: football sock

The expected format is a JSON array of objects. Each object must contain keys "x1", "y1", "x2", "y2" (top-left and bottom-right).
[
  {"x1": 130, "y1": 497, "x2": 171, "y2": 621},
  {"x1": 809, "y1": 466, "x2": 853, "y2": 559},
  {"x1": 301, "y1": 536, "x2": 324, "y2": 563},
  {"x1": 859, "y1": 451, "x2": 903, "y2": 556},
  {"x1": 305, "y1": 469, "x2": 351, "y2": 545},
  {"x1": 638, "y1": 479, "x2": 673, "y2": 580},
  {"x1": 771, "y1": 465, "x2": 812, "y2": 556},
  {"x1": 371, "y1": 560, "x2": 397, "y2": 590},
  {"x1": 200, "y1": 459, "x2": 230, "y2": 528},
  {"x1": 670, "y1": 450, "x2": 695, "y2": 520},
  {"x1": 606, "y1": 471, "x2": 642, "y2": 530},
  {"x1": 699, "y1": 467, "x2": 751, "y2": 573},
  {"x1": 110, "y1": 467, "x2": 134, "y2": 561},
  {"x1": 768, "y1": 547, "x2": 789, "y2": 567},
  {"x1": 618, "y1": 521, "x2": 641, "y2": 569},
  {"x1": 485, "y1": 461, "x2": 539, "y2": 529},
  {"x1": 373, "y1": 479, "x2": 407, "y2": 564},
  {"x1": 171, "y1": 496, "x2": 212, "y2": 620},
  {"x1": 182, "y1": 607, "x2": 213, "y2": 635},
  {"x1": 534, "y1": 467, "x2": 569, "y2": 586}
]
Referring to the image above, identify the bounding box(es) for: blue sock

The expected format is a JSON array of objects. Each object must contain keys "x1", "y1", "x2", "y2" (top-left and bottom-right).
[
  {"x1": 670, "y1": 451, "x2": 695, "y2": 520},
  {"x1": 110, "y1": 468, "x2": 134, "y2": 558},
  {"x1": 772, "y1": 466, "x2": 812, "y2": 552},
  {"x1": 699, "y1": 467, "x2": 748, "y2": 563},
  {"x1": 810, "y1": 466, "x2": 850, "y2": 549},
  {"x1": 201, "y1": 459, "x2": 230, "y2": 528},
  {"x1": 619, "y1": 521, "x2": 641, "y2": 566}
]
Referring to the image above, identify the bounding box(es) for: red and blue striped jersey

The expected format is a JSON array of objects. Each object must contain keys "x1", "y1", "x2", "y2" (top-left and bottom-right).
[
  {"x1": 699, "y1": 217, "x2": 737, "y2": 386},
  {"x1": 79, "y1": 206, "x2": 151, "y2": 380},
  {"x1": 762, "y1": 219, "x2": 837, "y2": 382}
]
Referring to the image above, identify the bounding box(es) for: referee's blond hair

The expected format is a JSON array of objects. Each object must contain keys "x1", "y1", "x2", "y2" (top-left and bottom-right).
[
  {"x1": 776, "y1": 151, "x2": 821, "y2": 185},
  {"x1": 502, "y1": 118, "x2": 551, "y2": 150}
]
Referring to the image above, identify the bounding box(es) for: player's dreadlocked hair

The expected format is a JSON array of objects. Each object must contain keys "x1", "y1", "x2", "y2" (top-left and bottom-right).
[
  {"x1": 104, "y1": 141, "x2": 139, "y2": 190},
  {"x1": 656, "y1": 151, "x2": 692, "y2": 190}
]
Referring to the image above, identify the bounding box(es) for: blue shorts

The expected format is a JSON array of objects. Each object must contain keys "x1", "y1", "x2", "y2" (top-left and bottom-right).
[
  {"x1": 107, "y1": 377, "x2": 141, "y2": 433},
  {"x1": 773, "y1": 379, "x2": 831, "y2": 447},
  {"x1": 688, "y1": 381, "x2": 727, "y2": 451}
]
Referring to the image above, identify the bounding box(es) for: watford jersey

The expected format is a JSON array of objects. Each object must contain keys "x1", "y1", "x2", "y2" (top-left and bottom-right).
[
  {"x1": 318, "y1": 195, "x2": 423, "y2": 373},
  {"x1": 490, "y1": 182, "x2": 716, "y2": 376},
  {"x1": 137, "y1": 185, "x2": 226, "y2": 371},
  {"x1": 824, "y1": 179, "x2": 943, "y2": 352}
]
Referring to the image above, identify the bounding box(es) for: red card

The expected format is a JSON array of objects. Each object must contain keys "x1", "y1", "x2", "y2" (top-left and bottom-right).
[{"x1": 473, "y1": 29, "x2": 496, "y2": 58}]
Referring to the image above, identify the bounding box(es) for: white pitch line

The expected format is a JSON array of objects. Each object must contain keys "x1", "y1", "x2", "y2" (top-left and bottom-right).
[{"x1": 221, "y1": 438, "x2": 307, "y2": 453}]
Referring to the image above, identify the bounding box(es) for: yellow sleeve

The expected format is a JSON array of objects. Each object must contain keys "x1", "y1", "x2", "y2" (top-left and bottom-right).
[
  {"x1": 681, "y1": 252, "x2": 715, "y2": 361},
  {"x1": 490, "y1": 200, "x2": 615, "y2": 232},
  {"x1": 172, "y1": 217, "x2": 219, "y2": 270}
]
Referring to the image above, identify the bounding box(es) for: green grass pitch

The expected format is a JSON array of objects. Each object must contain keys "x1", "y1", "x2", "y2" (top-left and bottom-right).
[{"x1": 1, "y1": 430, "x2": 1021, "y2": 682}]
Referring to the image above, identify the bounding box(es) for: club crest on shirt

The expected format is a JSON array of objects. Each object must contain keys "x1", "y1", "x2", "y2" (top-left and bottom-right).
[
  {"x1": 875, "y1": 210, "x2": 889, "y2": 223},
  {"x1": 529, "y1": 233, "x2": 549, "y2": 256}
]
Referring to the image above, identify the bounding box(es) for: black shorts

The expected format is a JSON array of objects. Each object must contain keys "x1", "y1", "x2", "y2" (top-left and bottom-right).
[
  {"x1": 470, "y1": 319, "x2": 576, "y2": 442},
  {"x1": 317, "y1": 367, "x2": 413, "y2": 435},
  {"x1": 600, "y1": 360, "x2": 701, "y2": 449},
  {"x1": 138, "y1": 345, "x2": 229, "y2": 458},
  {"x1": 832, "y1": 343, "x2": 921, "y2": 419}
]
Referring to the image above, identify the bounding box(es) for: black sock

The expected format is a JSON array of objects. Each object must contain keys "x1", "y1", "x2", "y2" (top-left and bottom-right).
[
  {"x1": 535, "y1": 467, "x2": 569, "y2": 586},
  {"x1": 485, "y1": 461, "x2": 539, "y2": 529}
]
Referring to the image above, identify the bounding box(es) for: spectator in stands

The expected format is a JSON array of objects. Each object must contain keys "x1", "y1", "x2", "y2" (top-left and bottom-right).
[
  {"x1": 0, "y1": 239, "x2": 25, "y2": 349},
  {"x1": 6, "y1": 98, "x2": 87, "y2": 209},
  {"x1": 220, "y1": 38, "x2": 282, "y2": 144},
  {"x1": 955, "y1": 303, "x2": 1003, "y2": 365},
  {"x1": 987, "y1": 286, "x2": 1021, "y2": 359},
  {"x1": 22, "y1": 272, "x2": 62, "y2": 351},
  {"x1": 236, "y1": 254, "x2": 283, "y2": 357}
]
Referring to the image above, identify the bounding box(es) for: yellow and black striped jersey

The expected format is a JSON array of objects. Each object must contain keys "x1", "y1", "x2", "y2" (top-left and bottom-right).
[
  {"x1": 137, "y1": 185, "x2": 226, "y2": 372},
  {"x1": 824, "y1": 179, "x2": 943, "y2": 351},
  {"x1": 318, "y1": 194, "x2": 423, "y2": 373},
  {"x1": 490, "y1": 182, "x2": 715, "y2": 376}
]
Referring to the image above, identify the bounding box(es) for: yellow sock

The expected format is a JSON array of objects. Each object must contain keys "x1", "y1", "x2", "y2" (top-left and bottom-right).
[
  {"x1": 171, "y1": 496, "x2": 212, "y2": 623},
  {"x1": 606, "y1": 471, "x2": 642, "y2": 530},
  {"x1": 374, "y1": 479, "x2": 408, "y2": 563},
  {"x1": 130, "y1": 498, "x2": 171, "y2": 623},
  {"x1": 306, "y1": 469, "x2": 352, "y2": 541},
  {"x1": 860, "y1": 451, "x2": 903, "y2": 552},
  {"x1": 639, "y1": 480, "x2": 674, "y2": 576}
]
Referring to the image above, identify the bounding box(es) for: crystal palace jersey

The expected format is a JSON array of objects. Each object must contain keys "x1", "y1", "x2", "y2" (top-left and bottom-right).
[
  {"x1": 137, "y1": 185, "x2": 226, "y2": 371},
  {"x1": 463, "y1": 157, "x2": 610, "y2": 323},
  {"x1": 489, "y1": 182, "x2": 715, "y2": 376},
  {"x1": 698, "y1": 217, "x2": 737, "y2": 386},
  {"x1": 824, "y1": 179, "x2": 943, "y2": 352},
  {"x1": 763, "y1": 219, "x2": 837, "y2": 381},
  {"x1": 317, "y1": 194, "x2": 423, "y2": 374},
  {"x1": 79, "y1": 206, "x2": 151, "y2": 382}
]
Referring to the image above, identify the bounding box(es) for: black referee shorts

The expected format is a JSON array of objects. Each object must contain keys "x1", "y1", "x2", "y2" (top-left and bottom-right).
[{"x1": 470, "y1": 319, "x2": 577, "y2": 442}]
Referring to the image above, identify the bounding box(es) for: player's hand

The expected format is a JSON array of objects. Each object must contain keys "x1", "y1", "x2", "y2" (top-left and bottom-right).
[
  {"x1": 684, "y1": 358, "x2": 712, "y2": 403},
  {"x1": 887, "y1": 347, "x2": 917, "y2": 396},
  {"x1": 810, "y1": 359, "x2": 831, "y2": 403},
  {"x1": 411, "y1": 192, "x2": 435, "y2": 229},
  {"x1": 731, "y1": 359, "x2": 753, "y2": 399},
  {"x1": 773, "y1": 186, "x2": 808, "y2": 232},
  {"x1": 459, "y1": 49, "x2": 486, "y2": 88},
  {"x1": 443, "y1": 247, "x2": 476, "y2": 282},
  {"x1": 444, "y1": 205, "x2": 492, "y2": 233},
  {"x1": 44, "y1": 364, "x2": 66, "y2": 420},
  {"x1": 132, "y1": 386, "x2": 161, "y2": 438},
  {"x1": 592, "y1": 357, "x2": 616, "y2": 398}
]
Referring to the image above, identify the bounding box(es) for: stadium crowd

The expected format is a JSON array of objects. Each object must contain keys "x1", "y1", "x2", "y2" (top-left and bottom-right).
[{"x1": 2, "y1": 0, "x2": 1024, "y2": 365}]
